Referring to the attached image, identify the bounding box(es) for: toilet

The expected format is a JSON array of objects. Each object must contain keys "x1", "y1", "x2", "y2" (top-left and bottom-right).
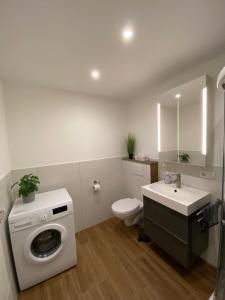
[{"x1": 112, "y1": 198, "x2": 143, "y2": 227}]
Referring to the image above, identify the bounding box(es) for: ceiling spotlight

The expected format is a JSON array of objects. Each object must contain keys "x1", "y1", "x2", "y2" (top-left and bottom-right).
[
  {"x1": 122, "y1": 28, "x2": 134, "y2": 41},
  {"x1": 175, "y1": 93, "x2": 181, "y2": 99},
  {"x1": 91, "y1": 70, "x2": 100, "y2": 80}
]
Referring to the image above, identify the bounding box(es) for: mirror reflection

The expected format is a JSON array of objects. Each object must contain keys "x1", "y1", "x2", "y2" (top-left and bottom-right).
[
  {"x1": 158, "y1": 94, "x2": 178, "y2": 163},
  {"x1": 158, "y1": 75, "x2": 207, "y2": 166}
]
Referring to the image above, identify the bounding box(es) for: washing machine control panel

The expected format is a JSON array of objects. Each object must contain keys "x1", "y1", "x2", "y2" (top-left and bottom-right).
[
  {"x1": 53, "y1": 205, "x2": 68, "y2": 215},
  {"x1": 10, "y1": 213, "x2": 51, "y2": 231},
  {"x1": 9, "y1": 197, "x2": 73, "y2": 232}
]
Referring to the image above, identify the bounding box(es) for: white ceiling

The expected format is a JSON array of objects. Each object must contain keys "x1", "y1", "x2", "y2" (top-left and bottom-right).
[{"x1": 0, "y1": 0, "x2": 225, "y2": 100}]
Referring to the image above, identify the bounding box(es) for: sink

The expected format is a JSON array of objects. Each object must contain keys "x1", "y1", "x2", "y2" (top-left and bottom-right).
[{"x1": 141, "y1": 181, "x2": 210, "y2": 215}]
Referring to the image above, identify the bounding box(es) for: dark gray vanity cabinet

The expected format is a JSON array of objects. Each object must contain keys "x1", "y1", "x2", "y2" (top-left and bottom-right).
[{"x1": 143, "y1": 196, "x2": 209, "y2": 268}]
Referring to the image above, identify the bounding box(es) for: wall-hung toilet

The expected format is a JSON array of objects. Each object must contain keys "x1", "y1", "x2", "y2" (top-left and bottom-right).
[{"x1": 112, "y1": 198, "x2": 143, "y2": 226}]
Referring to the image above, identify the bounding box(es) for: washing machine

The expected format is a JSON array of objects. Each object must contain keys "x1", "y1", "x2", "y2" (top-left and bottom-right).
[{"x1": 8, "y1": 188, "x2": 77, "y2": 290}]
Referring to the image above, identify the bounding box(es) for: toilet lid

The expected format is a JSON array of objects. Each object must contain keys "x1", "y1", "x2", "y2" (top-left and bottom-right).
[{"x1": 112, "y1": 198, "x2": 141, "y2": 214}]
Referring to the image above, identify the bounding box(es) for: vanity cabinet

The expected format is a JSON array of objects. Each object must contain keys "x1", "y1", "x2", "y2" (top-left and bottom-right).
[{"x1": 143, "y1": 196, "x2": 209, "y2": 268}]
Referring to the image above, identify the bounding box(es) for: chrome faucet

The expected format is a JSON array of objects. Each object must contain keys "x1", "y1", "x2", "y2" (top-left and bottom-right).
[{"x1": 174, "y1": 173, "x2": 181, "y2": 188}]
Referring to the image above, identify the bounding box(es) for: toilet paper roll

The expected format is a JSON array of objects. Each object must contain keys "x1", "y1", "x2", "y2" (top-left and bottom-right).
[{"x1": 93, "y1": 183, "x2": 101, "y2": 191}]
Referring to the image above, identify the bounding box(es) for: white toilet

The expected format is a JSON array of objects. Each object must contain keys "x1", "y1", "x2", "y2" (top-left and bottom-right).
[{"x1": 112, "y1": 198, "x2": 143, "y2": 227}]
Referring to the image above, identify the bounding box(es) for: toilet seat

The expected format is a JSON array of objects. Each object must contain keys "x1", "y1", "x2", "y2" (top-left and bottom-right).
[{"x1": 112, "y1": 198, "x2": 142, "y2": 215}]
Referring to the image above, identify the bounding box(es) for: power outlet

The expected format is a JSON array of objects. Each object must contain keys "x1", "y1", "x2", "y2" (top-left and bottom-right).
[{"x1": 200, "y1": 170, "x2": 216, "y2": 180}]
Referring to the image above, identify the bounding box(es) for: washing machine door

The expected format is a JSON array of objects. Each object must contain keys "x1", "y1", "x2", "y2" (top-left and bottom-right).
[{"x1": 24, "y1": 223, "x2": 68, "y2": 264}]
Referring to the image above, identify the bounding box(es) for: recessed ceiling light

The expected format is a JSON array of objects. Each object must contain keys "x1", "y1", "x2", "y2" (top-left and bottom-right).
[
  {"x1": 175, "y1": 93, "x2": 181, "y2": 99},
  {"x1": 122, "y1": 28, "x2": 134, "y2": 42},
  {"x1": 91, "y1": 70, "x2": 100, "y2": 80}
]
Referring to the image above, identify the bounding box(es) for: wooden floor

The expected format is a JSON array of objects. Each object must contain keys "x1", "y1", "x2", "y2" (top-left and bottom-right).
[{"x1": 19, "y1": 218, "x2": 216, "y2": 300}]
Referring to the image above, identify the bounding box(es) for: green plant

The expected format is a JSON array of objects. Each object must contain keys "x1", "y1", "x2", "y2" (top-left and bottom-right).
[
  {"x1": 125, "y1": 134, "x2": 136, "y2": 156},
  {"x1": 179, "y1": 152, "x2": 190, "y2": 163},
  {"x1": 11, "y1": 174, "x2": 40, "y2": 198}
]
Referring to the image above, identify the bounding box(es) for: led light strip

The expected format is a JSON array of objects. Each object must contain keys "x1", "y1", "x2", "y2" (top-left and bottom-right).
[
  {"x1": 202, "y1": 87, "x2": 207, "y2": 155},
  {"x1": 157, "y1": 103, "x2": 161, "y2": 152},
  {"x1": 177, "y1": 97, "x2": 180, "y2": 160}
]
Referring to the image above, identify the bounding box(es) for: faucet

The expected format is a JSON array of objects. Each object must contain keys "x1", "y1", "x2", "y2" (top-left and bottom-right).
[{"x1": 174, "y1": 173, "x2": 181, "y2": 188}]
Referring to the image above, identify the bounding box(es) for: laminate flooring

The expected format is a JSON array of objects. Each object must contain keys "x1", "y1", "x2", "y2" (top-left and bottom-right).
[{"x1": 19, "y1": 218, "x2": 216, "y2": 300}]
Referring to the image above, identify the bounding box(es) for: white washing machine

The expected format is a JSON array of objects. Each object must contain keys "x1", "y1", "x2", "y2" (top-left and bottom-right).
[{"x1": 8, "y1": 188, "x2": 77, "y2": 290}]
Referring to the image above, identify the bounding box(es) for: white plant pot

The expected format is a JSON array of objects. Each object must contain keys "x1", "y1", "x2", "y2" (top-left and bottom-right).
[{"x1": 22, "y1": 192, "x2": 35, "y2": 203}]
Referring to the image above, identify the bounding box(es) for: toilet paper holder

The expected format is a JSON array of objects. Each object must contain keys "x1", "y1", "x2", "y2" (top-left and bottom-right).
[{"x1": 92, "y1": 180, "x2": 101, "y2": 191}]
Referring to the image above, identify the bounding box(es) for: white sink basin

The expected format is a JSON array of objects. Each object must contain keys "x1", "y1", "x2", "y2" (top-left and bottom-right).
[{"x1": 141, "y1": 181, "x2": 210, "y2": 216}]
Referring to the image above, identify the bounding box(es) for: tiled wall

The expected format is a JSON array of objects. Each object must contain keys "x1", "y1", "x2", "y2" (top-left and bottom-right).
[
  {"x1": 1, "y1": 156, "x2": 220, "y2": 292},
  {"x1": 0, "y1": 173, "x2": 18, "y2": 300},
  {"x1": 11, "y1": 158, "x2": 151, "y2": 233},
  {"x1": 0, "y1": 157, "x2": 150, "y2": 298}
]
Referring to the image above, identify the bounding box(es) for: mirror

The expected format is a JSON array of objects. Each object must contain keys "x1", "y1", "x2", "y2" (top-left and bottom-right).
[
  {"x1": 158, "y1": 75, "x2": 207, "y2": 166},
  {"x1": 158, "y1": 94, "x2": 178, "y2": 163}
]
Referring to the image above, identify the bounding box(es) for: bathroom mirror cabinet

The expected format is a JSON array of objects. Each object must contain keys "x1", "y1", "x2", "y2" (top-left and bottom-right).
[{"x1": 158, "y1": 75, "x2": 207, "y2": 166}]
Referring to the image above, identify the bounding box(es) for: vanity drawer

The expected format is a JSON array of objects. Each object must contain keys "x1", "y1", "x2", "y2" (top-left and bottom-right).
[
  {"x1": 144, "y1": 196, "x2": 189, "y2": 243},
  {"x1": 144, "y1": 218, "x2": 190, "y2": 268}
]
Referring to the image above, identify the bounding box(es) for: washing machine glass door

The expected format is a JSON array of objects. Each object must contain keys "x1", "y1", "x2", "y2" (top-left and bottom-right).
[
  {"x1": 24, "y1": 223, "x2": 68, "y2": 264},
  {"x1": 31, "y1": 229, "x2": 61, "y2": 258}
]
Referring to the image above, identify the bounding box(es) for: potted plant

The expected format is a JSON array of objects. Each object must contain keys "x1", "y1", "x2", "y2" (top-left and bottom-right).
[
  {"x1": 125, "y1": 134, "x2": 136, "y2": 159},
  {"x1": 179, "y1": 152, "x2": 190, "y2": 163},
  {"x1": 11, "y1": 174, "x2": 40, "y2": 203}
]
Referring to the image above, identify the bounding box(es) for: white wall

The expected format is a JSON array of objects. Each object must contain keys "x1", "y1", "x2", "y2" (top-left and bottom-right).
[
  {"x1": 0, "y1": 80, "x2": 17, "y2": 300},
  {"x1": 0, "y1": 174, "x2": 18, "y2": 300},
  {"x1": 0, "y1": 81, "x2": 10, "y2": 178},
  {"x1": 0, "y1": 239, "x2": 10, "y2": 300},
  {"x1": 1, "y1": 81, "x2": 127, "y2": 298},
  {"x1": 3, "y1": 82, "x2": 126, "y2": 169},
  {"x1": 126, "y1": 54, "x2": 225, "y2": 267}
]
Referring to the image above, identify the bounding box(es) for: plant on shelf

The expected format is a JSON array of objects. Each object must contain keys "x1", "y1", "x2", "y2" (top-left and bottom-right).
[
  {"x1": 125, "y1": 134, "x2": 136, "y2": 159},
  {"x1": 179, "y1": 152, "x2": 190, "y2": 163},
  {"x1": 11, "y1": 174, "x2": 40, "y2": 203}
]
